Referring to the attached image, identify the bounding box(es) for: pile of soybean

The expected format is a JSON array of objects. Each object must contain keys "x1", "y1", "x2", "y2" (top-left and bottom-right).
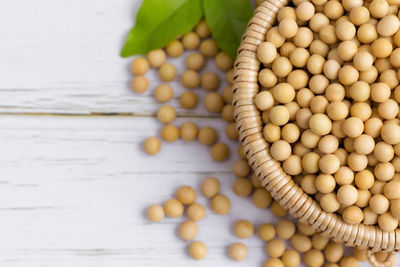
[
  {"x1": 129, "y1": 9, "x2": 374, "y2": 267},
  {"x1": 132, "y1": 19, "x2": 234, "y2": 161},
  {"x1": 147, "y1": 177, "x2": 372, "y2": 266},
  {"x1": 255, "y1": 0, "x2": 400, "y2": 232}
]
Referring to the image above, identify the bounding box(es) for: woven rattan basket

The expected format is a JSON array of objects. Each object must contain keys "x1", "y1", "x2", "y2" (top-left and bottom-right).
[{"x1": 233, "y1": 1, "x2": 398, "y2": 266}]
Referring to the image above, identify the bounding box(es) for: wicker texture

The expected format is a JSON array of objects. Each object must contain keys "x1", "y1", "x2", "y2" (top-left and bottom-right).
[{"x1": 232, "y1": 1, "x2": 398, "y2": 266}]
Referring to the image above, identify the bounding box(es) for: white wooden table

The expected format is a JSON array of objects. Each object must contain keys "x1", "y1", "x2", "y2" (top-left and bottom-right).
[{"x1": 0, "y1": 1, "x2": 390, "y2": 266}]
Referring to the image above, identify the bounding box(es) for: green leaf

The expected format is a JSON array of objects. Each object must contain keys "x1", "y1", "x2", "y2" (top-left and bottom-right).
[
  {"x1": 203, "y1": 0, "x2": 253, "y2": 59},
  {"x1": 121, "y1": 0, "x2": 203, "y2": 57}
]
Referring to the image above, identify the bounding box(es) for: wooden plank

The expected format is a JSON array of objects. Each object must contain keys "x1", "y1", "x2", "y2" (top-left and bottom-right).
[
  {"x1": 0, "y1": 0, "x2": 229, "y2": 115},
  {"x1": 0, "y1": 115, "x2": 281, "y2": 267}
]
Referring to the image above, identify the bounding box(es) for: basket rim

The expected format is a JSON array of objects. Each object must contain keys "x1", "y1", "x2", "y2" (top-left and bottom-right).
[{"x1": 232, "y1": 0, "x2": 400, "y2": 254}]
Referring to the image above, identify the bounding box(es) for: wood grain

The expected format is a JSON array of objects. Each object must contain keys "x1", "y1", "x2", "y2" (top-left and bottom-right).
[
  {"x1": 0, "y1": 0, "x2": 227, "y2": 116},
  {"x1": 0, "y1": 115, "x2": 274, "y2": 267}
]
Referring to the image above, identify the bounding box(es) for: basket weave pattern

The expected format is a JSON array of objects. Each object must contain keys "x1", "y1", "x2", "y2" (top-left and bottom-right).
[{"x1": 233, "y1": 0, "x2": 398, "y2": 266}]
